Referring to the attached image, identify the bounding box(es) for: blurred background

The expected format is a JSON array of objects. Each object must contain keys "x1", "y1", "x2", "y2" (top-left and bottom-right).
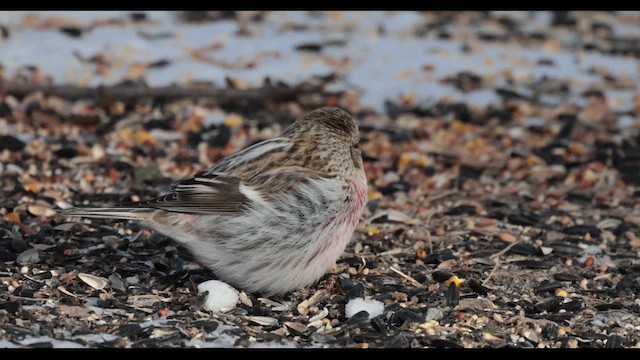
[{"x1": 0, "y1": 11, "x2": 637, "y2": 116}]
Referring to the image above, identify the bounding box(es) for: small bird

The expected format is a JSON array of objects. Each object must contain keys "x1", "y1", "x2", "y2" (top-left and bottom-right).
[{"x1": 63, "y1": 107, "x2": 368, "y2": 296}]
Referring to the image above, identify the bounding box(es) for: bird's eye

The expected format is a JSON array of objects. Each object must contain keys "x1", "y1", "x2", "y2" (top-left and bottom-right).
[{"x1": 353, "y1": 143, "x2": 360, "y2": 149}]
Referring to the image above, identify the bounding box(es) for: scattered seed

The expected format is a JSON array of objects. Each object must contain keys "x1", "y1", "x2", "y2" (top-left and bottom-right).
[
  {"x1": 247, "y1": 316, "x2": 278, "y2": 326},
  {"x1": 498, "y1": 232, "x2": 517, "y2": 243}
]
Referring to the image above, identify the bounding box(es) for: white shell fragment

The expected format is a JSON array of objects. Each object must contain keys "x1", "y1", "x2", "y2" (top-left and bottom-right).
[
  {"x1": 197, "y1": 280, "x2": 240, "y2": 312},
  {"x1": 308, "y1": 307, "x2": 329, "y2": 323},
  {"x1": 345, "y1": 297, "x2": 385, "y2": 319},
  {"x1": 27, "y1": 205, "x2": 56, "y2": 217},
  {"x1": 78, "y1": 273, "x2": 109, "y2": 290},
  {"x1": 540, "y1": 246, "x2": 554, "y2": 256},
  {"x1": 238, "y1": 291, "x2": 253, "y2": 307},
  {"x1": 284, "y1": 322, "x2": 310, "y2": 336},
  {"x1": 596, "y1": 218, "x2": 621, "y2": 230},
  {"x1": 247, "y1": 316, "x2": 278, "y2": 326}
]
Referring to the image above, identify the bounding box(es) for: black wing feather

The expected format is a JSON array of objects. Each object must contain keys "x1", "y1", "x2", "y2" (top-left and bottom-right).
[{"x1": 118, "y1": 173, "x2": 248, "y2": 214}]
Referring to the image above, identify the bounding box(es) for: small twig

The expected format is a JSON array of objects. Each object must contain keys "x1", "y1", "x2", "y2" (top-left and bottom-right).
[
  {"x1": 483, "y1": 241, "x2": 521, "y2": 286},
  {"x1": 21, "y1": 274, "x2": 45, "y2": 283},
  {"x1": 482, "y1": 263, "x2": 500, "y2": 287},
  {"x1": 423, "y1": 210, "x2": 437, "y2": 254},
  {"x1": 389, "y1": 266, "x2": 423, "y2": 288},
  {"x1": 376, "y1": 248, "x2": 404, "y2": 257},
  {"x1": 489, "y1": 241, "x2": 521, "y2": 260},
  {"x1": 426, "y1": 189, "x2": 458, "y2": 202},
  {"x1": 128, "y1": 294, "x2": 173, "y2": 302}
]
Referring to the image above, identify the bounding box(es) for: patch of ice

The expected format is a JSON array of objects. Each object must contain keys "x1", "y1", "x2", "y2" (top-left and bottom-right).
[
  {"x1": 197, "y1": 280, "x2": 240, "y2": 312},
  {"x1": 0, "y1": 11, "x2": 638, "y2": 114},
  {"x1": 344, "y1": 297, "x2": 385, "y2": 319}
]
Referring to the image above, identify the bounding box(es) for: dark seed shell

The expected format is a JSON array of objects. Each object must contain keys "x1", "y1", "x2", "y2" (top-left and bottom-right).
[
  {"x1": 370, "y1": 315, "x2": 387, "y2": 336},
  {"x1": 605, "y1": 335, "x2": 624, "y2": 348},
  {"x1": 534, "y1": 281, "x2": 564, "y2": 294},
  {"x1": 390, "y1": 308, "x2": 424, "y2": 326},
  {"x1": 430, "y1": 338, "x2": 463, "y2": 348},
  {"x1": 534, "y1": 297, "x2": 561, "y2": 312},
  {"x1": 506, "y1": 242, "x2": 539, "y2": 256},
  {"x1": 563, "y1": 225, "x2": 601, "y2": 238},
  {"x1": 547, "y1": 241, "x2": 582, "y2": 256},
  {"x1": 560, "y1": 299, "x2": 582, "y2": 311},
  {"x1": 467, "y1": 278, "x2": 489, "y2": 296},
  {"x1": 553, "y1": 272, "x2": 582, "y2": 282},
  {"x1": 432, "y1": 270, "x2": 455, "y2": 283},
  {"x1": 447, "y1": 282, "x2": 460, "y2": 307}
]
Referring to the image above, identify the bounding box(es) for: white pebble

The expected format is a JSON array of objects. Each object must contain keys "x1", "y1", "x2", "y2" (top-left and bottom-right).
[
  {"x1": 345, "y1": 297, "x2": 384, "y2": 319},
  {"x1": 197, "y1": 280, "x2": 240, "y2": 312}
]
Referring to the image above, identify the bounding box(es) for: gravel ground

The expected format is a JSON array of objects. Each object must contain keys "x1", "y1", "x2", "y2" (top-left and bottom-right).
[{"x1": 1, "y1": 11, "x2": 640, "y2": 348}]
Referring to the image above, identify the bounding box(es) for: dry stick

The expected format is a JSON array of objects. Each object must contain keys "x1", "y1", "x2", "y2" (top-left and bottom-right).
[
  {"x1": 426, "y1": 189, "x2": 458, "y2": 202},
  {"x1": 482, "y1": 241, "x2": 521, "y2": 287},
  {"x1": 376, "y1": 248, "x2": 404, "y2": 257},
  {"x1": 422, "y1": 209, "x2": 438, "y2": 254},
  {"x1": 0, "y1": 82, "x2": 323, "y2": 102},
  {"x1": 389, "y1": 266, "x2": 423, "y2": 288},
  {"x1": 489, "y1": 241, "x2": 521, "y2": 260}
]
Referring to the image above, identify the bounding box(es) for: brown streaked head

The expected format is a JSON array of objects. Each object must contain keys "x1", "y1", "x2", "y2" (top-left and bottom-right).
[{"x1": 283, "y1": 107, "x2": 360, "y2": 145}]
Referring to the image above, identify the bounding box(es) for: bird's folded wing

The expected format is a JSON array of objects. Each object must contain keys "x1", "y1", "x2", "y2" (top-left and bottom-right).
[
  {"x1": 120, "y1": 173, "x2": 249, "y2": 214},
  {"x1": 119, "y1": 167, "x2": 333, "y2": 215}
]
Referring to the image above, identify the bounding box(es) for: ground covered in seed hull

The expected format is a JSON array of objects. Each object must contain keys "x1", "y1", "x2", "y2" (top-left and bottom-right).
[{"x1": 1, "y1": 11, "x2": 640, "y2": 349}]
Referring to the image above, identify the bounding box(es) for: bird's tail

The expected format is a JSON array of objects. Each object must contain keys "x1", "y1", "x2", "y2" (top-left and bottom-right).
[{"x1": 60, "y1": 207, "x2": 153, "y2": 221}]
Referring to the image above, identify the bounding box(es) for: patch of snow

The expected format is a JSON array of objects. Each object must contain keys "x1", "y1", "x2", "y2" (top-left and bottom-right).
[
  {"x1": 344, "y1": 297, "x2": 385, "y2": 319},
  {"x1": 197, "y1": 280, "x2": 240, "y2": 312},
  {"x1": 0, "y1": 11, "x2": 637, "y2": 113}
]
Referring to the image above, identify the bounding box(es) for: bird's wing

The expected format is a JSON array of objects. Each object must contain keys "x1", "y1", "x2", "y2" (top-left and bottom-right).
[
  {"x1": 122, "y1": 173, "x2": 250, "y2": 214},
  {"x1": 145, "y1": 166, "x2": 335, "y2": 214}
]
